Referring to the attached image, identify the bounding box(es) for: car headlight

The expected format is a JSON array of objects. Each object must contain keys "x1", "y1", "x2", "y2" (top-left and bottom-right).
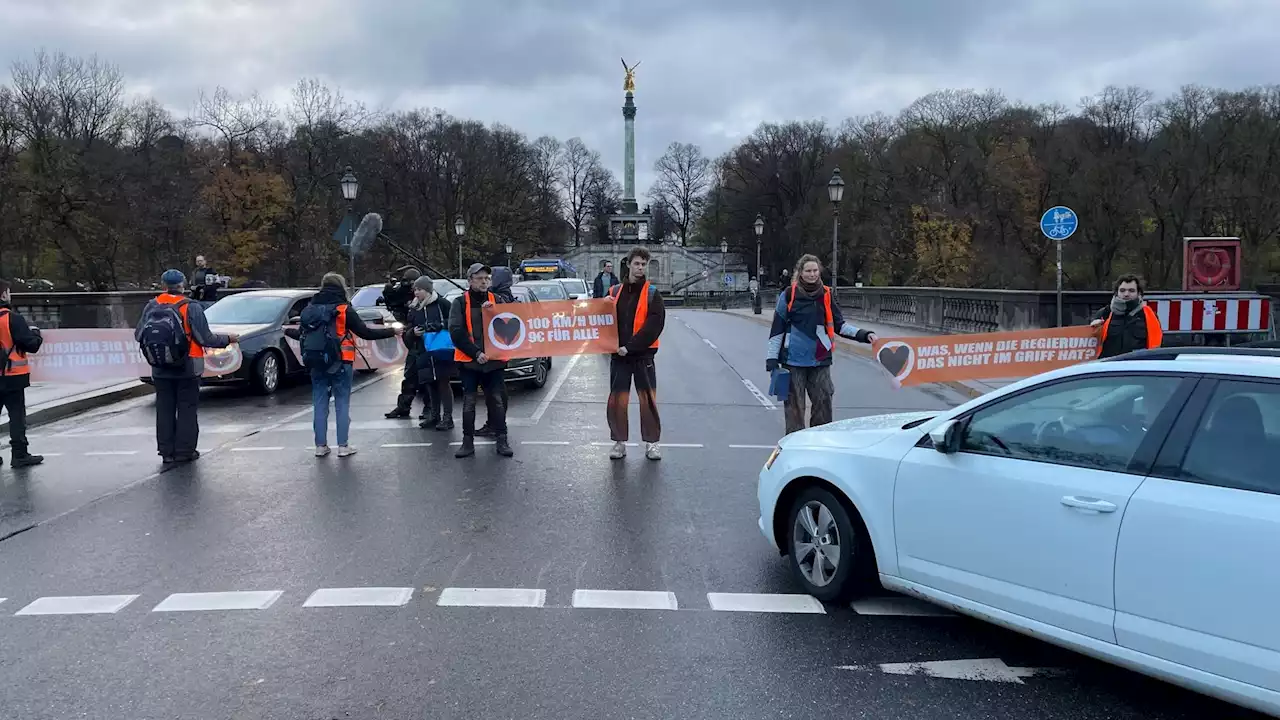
[{"x1": 765, "y1": 445, "x2": 781, "y2": 470}]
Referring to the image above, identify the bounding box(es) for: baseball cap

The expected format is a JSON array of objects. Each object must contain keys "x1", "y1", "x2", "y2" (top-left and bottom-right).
[
  {"x1": 161, "y1": 269, "x2": 186, "y2": 287},
  {"x1": 467, "y1": 262, "x2": 492, "y2": 277}
]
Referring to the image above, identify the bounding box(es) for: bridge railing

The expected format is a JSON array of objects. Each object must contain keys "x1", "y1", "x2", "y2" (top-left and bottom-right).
[{"x1": 834, "y1": 287, "x2": 1113, "y2": 333}]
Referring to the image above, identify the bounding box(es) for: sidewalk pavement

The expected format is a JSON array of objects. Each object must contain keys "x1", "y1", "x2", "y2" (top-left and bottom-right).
[
  {"x1": 1, "y1": 379, "x2": 154, "y2": 434},
  {"x1": 717, "y1": 307, "x2": 1024, "y2": 400}
]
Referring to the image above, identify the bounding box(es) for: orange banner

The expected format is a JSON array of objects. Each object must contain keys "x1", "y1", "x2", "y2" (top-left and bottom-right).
[
  {"x1": 482, "y1": 299, "x2": 619, "y2": 360},
  {"x1": 872, "y1": 326, "x2": 1100, "y2": 387},
  {"x1": 28, "y1": 329, "x2": 243, "y2": 383}
]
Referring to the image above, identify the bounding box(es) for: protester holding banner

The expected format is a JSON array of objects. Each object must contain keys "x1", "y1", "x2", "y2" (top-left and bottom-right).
[
  {"x1": 766, "y1": 255, "x2": 877, "y2": 435},
  {"x1": 0, "y1": 279, "x2": 45, "y2": 468},
  {"x1": 606, "y1": 246, "x2": 666, "y2": 461},
  {"x1": 410, "y1": 276, "x2": 455, "y2": 431},
  {"x1": 137, "y1": 269, "x2": 239, "y2": 464},
  {"x1": 1090, "y1": 274, "x2": 1164, "y2": 358},
  {"x1": 450, "y1": 263, "x2": 514, "y2": 458},
  {"x1": 475, "y1": 266, "x2": 516, "y2": 439},
  {"x1": 286, "y1": 272, "x2": 400, "y2": 458}
]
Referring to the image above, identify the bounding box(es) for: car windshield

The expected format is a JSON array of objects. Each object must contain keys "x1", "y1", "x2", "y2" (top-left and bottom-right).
[
  {"x1": 560, "y1": 279, "x2": 587, "y2": 294},
  {"x1": 203, "y1": 295, "x2": 291, "y2": 325},
  {"x1": 350, "y1": 286, "x2": 382, "y2": 307},
  {"x1": 524, "y1": 283, "x2": 567, "y2": 300}
]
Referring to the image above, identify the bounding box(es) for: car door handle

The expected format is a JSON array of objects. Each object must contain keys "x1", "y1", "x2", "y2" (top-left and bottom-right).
[{"x1": 1061, "y1": 496, "x2": 1117, "y2": 513}]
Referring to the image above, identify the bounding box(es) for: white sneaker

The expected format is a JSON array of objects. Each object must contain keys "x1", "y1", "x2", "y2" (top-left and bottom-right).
[
  {"x1": 645, "y1": 443, "x2": 661, "y2": 461},
  {"x1": 337, "y1": 445, "x2": 357, "y2": 457},
  {"x1": 315, "y1": 446, "x2": 330, "y2": 457},
  {"x1": 608, "y1": 442, "x2": 627, "y2": 459}
]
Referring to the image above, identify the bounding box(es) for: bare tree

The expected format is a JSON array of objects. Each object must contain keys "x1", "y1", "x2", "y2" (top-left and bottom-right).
[{"x1": 649, "y1": 141, "x2": 710, "y2": 245}]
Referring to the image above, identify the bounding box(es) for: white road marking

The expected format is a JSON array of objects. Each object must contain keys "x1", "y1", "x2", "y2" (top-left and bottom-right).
[
  {"x1": 658, "y1": 443, "x2": 703, "y2": 448},
  {"x1": 448, "y1": 441, "x2": 496, "y2": 446},
  {"x1": 529, "y1": 352, "x2": 583, "y2": 424},
  {"x1": 437, "y1": 587, "x2": 546, "y2": 608},
  {"x1": 152, "y1": 590, "x2": 283, "y2": 612},
  {"x1": 521, "y1": 441, "x2": 571, "y2": 445},
  {"x1": 836, "y1": 658, "x2": 1063, "y2": 684},
  {"x1": 706, "y1": 592, "x2": 826, "y2": 614},
  {"x1": 741, "y1": 379, "x2": 776, "y2": 409},
  {"x1": 382, "y1": 443, "x2": 432, "y2": 448},
  {"x1": 729, "y1": 444, "x2": 775, "y2": 449},
  {"x1": 84, "y1": 451, "x2": 138, "y2": 456},
  {"x1": 591, "y1": 442, "x2": 639, "y2": 447},
  {"x1": 852, "y1": 597, "x2": 955, "y2": 617},
  {"x1": 15, "y1": 594, "x2": 139, "y2": 615},
  {"x1": 230, "y1": 446, "x2": 285, "y2": 453},
  {"x1": 572, "y1": 589, "x2": 678, "y2": 611},
  {"x1": 303, "y1": 587, "x2": 413, "y2": 608},
  {"x1": 703, "y1": 338, "x2": 718, "y2": 350}
]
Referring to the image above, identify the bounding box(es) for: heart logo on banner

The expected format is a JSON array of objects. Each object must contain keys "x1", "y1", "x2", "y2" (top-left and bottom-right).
[
  {"x1": 487, "y1": 313, "x2": 527, "y2": 351},
  {"x1": 877, "y1": 343, "x2": 914, "y2": 379}
]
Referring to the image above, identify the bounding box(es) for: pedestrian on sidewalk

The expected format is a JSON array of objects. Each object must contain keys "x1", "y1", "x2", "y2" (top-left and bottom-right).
[
  {"x1": 1090, "y1": 274, "x2": 1163, "y2": 358},
  {"x1": 449, "y1": 263, "x2": 513, "y2": 458},
  {"x1": 766, "y1": 255, "x2": 877, "y2": 436},
  {"x1": 605, "y1": 246, "x2": 666, "y2": 461},
  {"x1": 136, "y1": 270, "x2": 239, "y2": 464},
  {"x1": 474, "y1": 266, "x2": 515, "y2": 439},
  {"x1": 410, "y1": 275, "x2": 455, "y2": 431},
  {"x1": 0, "y1": 279, "x2": 45, "y2": 468},
  {"x1": 287, "y1": 272, "x2": 400, "y2": 458}
]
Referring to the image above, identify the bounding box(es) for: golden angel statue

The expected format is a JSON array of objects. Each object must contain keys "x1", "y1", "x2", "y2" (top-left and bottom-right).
[{"x1": 621, "y1": 58, "x2": 640, "y2": 94}]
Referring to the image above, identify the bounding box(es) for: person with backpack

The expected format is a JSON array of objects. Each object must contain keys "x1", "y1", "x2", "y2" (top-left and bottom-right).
[
  {"x1": 135, "y1": 269, "x2": 238, "y2": 464},
  {"x1": 409, "y1": 275, "x2": 456, "y2": 430},
  {"x1": 0, "y1": 278, "x2": 46, "y2": 468},
  {"x1": 449, "y1": 263, "x2": 513, "y2": 458},
  {"x1": 287, "y1": 272, "x2": 400, "y2": 458},
  {"x1": 765, "y1": 254, "x2": 877, "y2": 436}
]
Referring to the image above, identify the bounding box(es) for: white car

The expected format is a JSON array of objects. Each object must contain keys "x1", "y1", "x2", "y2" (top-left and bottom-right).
[
  {"x1": 757, "y1": 347, "x2": 1279, "y2": 715},
  {"x1": 555, "y1": 277, "x2": 591, "y2": 300}
]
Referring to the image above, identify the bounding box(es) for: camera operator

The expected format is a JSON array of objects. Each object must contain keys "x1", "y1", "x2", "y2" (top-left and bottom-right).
[{"x1": 382, "y1": 266, "x2": 420, "y2": 324}]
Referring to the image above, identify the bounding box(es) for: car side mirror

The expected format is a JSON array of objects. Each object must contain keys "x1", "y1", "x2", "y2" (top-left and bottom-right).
[{"x1": 929, "y1": 419, "x2": 963, "y2": 454}]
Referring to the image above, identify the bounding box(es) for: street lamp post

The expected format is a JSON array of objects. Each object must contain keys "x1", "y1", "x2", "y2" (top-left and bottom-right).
[
  {"x1": 719, "y1": 239, "x2": 729, "y2": 310},
  {"x1": 454, "y1": 216, "x2": 466, "y2": 278},
  {"x1": 753, "y1": 214, "x2": 765, "y2": 315},
  {"x1": 340, "y1": 166, "x2": 359, "y2": 286},
  {"x1": 827, "y1": 168, "x2": 845, "y2": 298},
  {"x1": 505, "y1": 240, "x2": 513, "y2": 269}
]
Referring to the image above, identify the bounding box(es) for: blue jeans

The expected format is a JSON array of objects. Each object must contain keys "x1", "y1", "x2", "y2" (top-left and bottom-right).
[{"x1": 311, "y1": 363, "x2": 353, "y2": 447}]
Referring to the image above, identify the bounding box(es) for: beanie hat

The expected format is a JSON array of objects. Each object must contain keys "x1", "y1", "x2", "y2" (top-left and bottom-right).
[
  {"x1": 161, "y1": 269, "x2": 186, "y2": 287},
  {"x1": 413, "y1": 276, "x2": 433, "y2": 292}
]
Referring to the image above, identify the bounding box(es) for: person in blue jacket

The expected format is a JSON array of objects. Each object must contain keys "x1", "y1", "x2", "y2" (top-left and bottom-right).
[{"x1": 766, "y1": 254, "x2": 877, "y2": 435}]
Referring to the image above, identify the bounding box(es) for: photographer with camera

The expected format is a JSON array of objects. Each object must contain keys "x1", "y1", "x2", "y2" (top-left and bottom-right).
[
  {"x1": 384, "y1": 266, "x2": 425, "y2": 419},
  {"x1": 382, "y1": 266, "x2": 420, "y2": 324}
]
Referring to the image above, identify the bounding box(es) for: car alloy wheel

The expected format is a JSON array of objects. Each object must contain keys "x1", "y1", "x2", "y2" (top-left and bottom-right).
[
  {"x1": 256, "y1": 352, "x2": 280, "y2": 394},
  {"x1": 792, "y1": 499, "x2": 841, "y2": 588},
  {"x1": 533, "y1": 359, "x2": 549, "y2": 387}
]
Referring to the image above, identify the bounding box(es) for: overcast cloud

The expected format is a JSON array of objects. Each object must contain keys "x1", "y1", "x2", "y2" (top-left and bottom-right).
[{"x1": 3, "y1": 0, "x2": 1278, "y2": 197}]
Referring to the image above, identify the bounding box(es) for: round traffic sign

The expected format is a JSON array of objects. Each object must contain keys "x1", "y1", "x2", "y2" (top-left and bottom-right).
[{"x1": 1040, "y1": 206, "x2": 1078, "y2": 240}]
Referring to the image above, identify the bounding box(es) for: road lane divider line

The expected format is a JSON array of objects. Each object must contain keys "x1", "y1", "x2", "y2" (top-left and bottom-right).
[
  {"x1": 529, "y1": 352, "x2": 584, "y2": 424},
  {"x1": 152, "y1": 591, "x2": 283, "y2": 612},
  {"x1": 14, "y1": 595, "x2": 139, "y2": 616},
  {"x1": 448, "y1": 441, "x2": 496, "y2": 446},
  {"x1": 303, "y1": 588, "x2": 413, "y2": 608},
  {"x1": 230, "y1": 446, "x2": 285, "y2": 453},
  {"x1": 382, "y1": 443, "x2": 433, "y2": 448},
  {"x1": 703, "y1": 338, "x2": 718, "y2": 350},
  {"x1": 572, "y1": 589, "x2": 679, "y2": 611},
  {"x1": 522, "y1": 441, "x2": 571, "y2": 445},
  {"x1": 437, "y1": 587, "x2": 546, "y2": 608},
  {"x1": 706, "y1": 592, "x2": 827, "y2": 614},
  {"x1": 729, "y1": 444, "x2": 775, "y2": 449},
  {"x1": 84, "y1": 450, "x2": 138, "y2": 456}
]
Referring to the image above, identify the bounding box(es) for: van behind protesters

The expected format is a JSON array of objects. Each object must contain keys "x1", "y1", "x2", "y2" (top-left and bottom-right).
[
  {"x1": 766, "y1": 255, "x2": 877, "y2": 435},
  {"x1": 0, "y1": 278, "x2": 46, "y2": 467},
  {"x1": 136, "y1": 269, "x2": 238, "y2": 464},
  {"x1": 286, "y1": 272, "x2": 400, "y2": 458}
]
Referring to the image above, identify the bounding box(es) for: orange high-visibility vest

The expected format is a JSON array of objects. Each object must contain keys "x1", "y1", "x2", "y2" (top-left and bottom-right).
[
  {"x1": 333, "y1": 304, "x2": 357, "y2": 362},
  {"x1": 0, "y1": 309, "x2": 30, "y2": 376},
  {"x1": 155, "y1": 294, "x2": 203, "y2": 358},
  {"x1": 609, "y1": 281, "x2": 660, "y2": 349},
  {"x1": 454, "y1": 292, "x2": 495, "y2": 362},
  {"x1": 1101, "y1": 305, "x2": 1163, "y2": 350}
]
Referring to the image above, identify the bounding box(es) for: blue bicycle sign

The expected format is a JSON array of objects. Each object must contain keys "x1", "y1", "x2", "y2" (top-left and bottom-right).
[{"x1": 1040, "y1": 206, "x2": 1078, "y2": 240}]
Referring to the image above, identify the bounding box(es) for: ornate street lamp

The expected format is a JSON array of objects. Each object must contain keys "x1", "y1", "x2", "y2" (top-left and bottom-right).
[
  {"x1": 340, "y1": 166, "x2": 359, "y2": 285},
  {"x1": 827, "y1": 168, "x2": 845, "y2": 295},
  {"x1": 454, "y1": 216, "x2": 466, "y2": 278}
]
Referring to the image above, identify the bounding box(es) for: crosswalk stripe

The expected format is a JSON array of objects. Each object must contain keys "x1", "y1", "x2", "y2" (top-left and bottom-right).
[
  {"x1": 230, "y1": 447, "x2": 285, "y2": 453},
  {"x1": 14, "y1": 595, "x2": 139, "y2": 615},
  {"x1": 303, "y1": 588, "x2": 414, "y2": 608},
  {"x1": 84, "y1": 451, "x2": 137, "y2": 456},
  {"x1": 706, "y1": 592, "x2": 826, "y2": 614},
  {"x1": 436, "y1": 587, "x2": 545, "y2": 608},
  {"x1": 382, "y1": 443, "x2": 432, "y2": 448},
  {"x1": 572, "y1": 589, "x2": 679, "y2": 611},
  {"x1": 152, "y1": 591, "x2": 283, "y2": 612}
]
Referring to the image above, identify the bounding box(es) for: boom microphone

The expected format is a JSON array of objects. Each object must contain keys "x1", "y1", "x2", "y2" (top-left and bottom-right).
[{"x1": 351, "y1": 212, "x2": 383, "y2": 256}]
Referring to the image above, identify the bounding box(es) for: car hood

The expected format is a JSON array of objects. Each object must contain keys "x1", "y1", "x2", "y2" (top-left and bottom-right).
[
  {"x1": 780, "y1": 410, "x2": 936, "y2": 451},
  {"x1": 208, "y1": 323, "x2": 275, "y2": 340}
]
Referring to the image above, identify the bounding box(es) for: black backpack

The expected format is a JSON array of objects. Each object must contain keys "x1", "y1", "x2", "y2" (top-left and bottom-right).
[
  {"x1": 138, "y1": 300, "x2": 191, "y2": 369},
  {"x1": 298, "y1": 303, "x2": 344, "y2": 372}
]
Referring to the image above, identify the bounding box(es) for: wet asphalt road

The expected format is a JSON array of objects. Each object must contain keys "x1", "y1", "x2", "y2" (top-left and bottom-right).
[{"x1": 0, "y1": 310, "x2": 1264, "y2": 720}]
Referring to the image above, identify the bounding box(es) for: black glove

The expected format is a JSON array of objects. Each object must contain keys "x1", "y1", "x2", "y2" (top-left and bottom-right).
[{"x1": 766, "y1": 358, "x2": 778, "y2": 373}]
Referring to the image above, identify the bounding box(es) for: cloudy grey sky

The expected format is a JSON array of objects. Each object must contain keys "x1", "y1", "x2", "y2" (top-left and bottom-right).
[{"x1": 3, "y1": 0, "x2": 1278, "y2": 197}]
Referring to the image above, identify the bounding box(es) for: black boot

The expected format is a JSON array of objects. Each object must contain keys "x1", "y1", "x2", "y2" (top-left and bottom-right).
[
  {"x1": 11, "y1": 453, "x2": 42, "y2": 468},
  {"x1": 495, "y1": 435, "x2": 513, "y2": 457},
  {"x1": 455, "y1": 436, "x2": 475, "y2": 458},
  {"x1": 385, "y1": 407, "x2": 410, "y2": 419},
  {"x1": 475, "y1": 423, "x2": 496, "y2": 438},
  {"x1": 435, "y1": 417, "x2": 454, "y2": 431}
]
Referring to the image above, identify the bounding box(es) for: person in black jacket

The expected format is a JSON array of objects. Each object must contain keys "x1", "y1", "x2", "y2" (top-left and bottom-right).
[
  {"x1": 605, "y1": 247, "x2": 667, "y2": 461},
  {"x1": 285, "y1": 273, "x2": 400, "y2": 458},
  {"x1": 191, "y1": 255, "x2": 219, "y2": 303},
  {"x1": 1090, "y1": 274, "x2": 1163, "y2": 358},
  {"x1": 593, "y1": 261, "x2": 619, "y2": 298},
  {"x1": 474, "y1": 266, "x2": 516, "y2": 437},
  {"x1": 408, "y1": 276, "x2": 456, "y2": 430},
  {"x1": 0, "y1": 279, "x2": 45, "y2": 467},
  {"x1": 449, "y1": 263, "x2": 513, "y2": 458}
]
